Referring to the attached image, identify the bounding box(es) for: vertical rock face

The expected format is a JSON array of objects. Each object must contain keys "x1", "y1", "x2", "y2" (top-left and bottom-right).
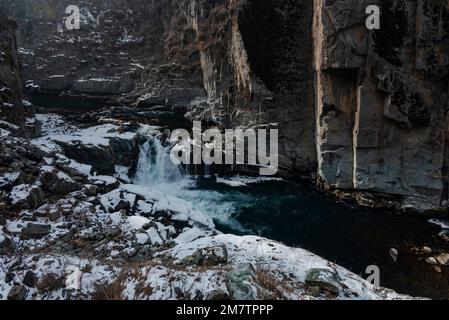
[
  {"x1": 0, "y1": 17, "x2": 25, "y2": 128},
  {"x1": 313, "y1": 0, "x2": 449, "y2": 210},
  {"x1": 179, "y1": 0, "x2": 317, "y2": 172}
]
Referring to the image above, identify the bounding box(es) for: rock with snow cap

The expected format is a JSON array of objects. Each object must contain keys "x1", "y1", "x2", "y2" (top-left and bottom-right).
[
  {"x1": 39, "y1": 166, "x2": 81, "y2": 195},
  {"x1": 9, "y1": 184, "x2": 45, "y2": 209},
  {"x1": 305, "y1": 268, "x2": 341, "y2": 296}
]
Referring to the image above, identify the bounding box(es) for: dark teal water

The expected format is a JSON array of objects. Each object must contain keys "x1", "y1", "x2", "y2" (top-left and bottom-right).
[{"x1": 190, "y1": 177, "x2": 449, "y2": 299}]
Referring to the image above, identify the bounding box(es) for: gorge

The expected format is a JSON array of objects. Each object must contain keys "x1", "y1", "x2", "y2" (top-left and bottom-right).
[{"x1": 1, "y1": 0, "x2": 449, "y2": 300}]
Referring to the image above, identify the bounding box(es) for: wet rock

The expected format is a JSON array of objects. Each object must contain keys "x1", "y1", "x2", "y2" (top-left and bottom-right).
[
  {"x1": 305, "y1": 268, "x2": 341, "y2": 296},
  {"x1": 23, "y1": 271, "x2": 37, "y2": 287},
  {"x1": 56, "y1": 136, "x2": 137, "y2": 175},
  {"x1": 225, "y1": 263, "x2": 264, "y2": 300},
  {"x1": 40, "y1": 75, "x2": 71, "y2": 91},
  {"x1": 421, "y1": 246, "x2": 432, "y2": 254},
  {"x1": 7, "y1": 284, "x2": 27, "y2": 300},
  {"x1": 425, "y1": 257, "x2": 438, "y2": 266},
  {"x1": 21, "y1": 223, "x2": 51, "y2": 239},
  {"x1": 435, "y1": 253, "x2": 449, "y2": 266},
  {"x1": 389, "y1": 248, "x2": 399, "y2": 263}
]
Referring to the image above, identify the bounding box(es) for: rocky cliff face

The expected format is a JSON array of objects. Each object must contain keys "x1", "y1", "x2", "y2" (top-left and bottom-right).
[
  {"x1": 3, "y1": 0, "x2": 449, "y2": 211},
  {"x1": 0, "y1": 17, "x2": 25, "y2": 130},
  {"x1": 175, "y1": 0, "x2": 317, "y2": 173},
  {"x1": 174, "y1": 0, "x2": 449, "y2": 211},
  {"x1": 314, "y1": 0, "x2": 449, "y2": 211},
  {"x1": 1, "y1": 0, "x2": 199, "y2": 97}
]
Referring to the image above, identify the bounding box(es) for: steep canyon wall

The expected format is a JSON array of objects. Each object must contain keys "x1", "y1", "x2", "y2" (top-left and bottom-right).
[
  {"x1": 314, "y1": 0, "x2": 449, "y2": 210},
  {"x1": 2, "y1": 0, "x2": 449, "y2": 211}
]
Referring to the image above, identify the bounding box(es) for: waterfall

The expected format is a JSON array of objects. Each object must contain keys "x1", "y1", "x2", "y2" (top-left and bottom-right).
[
  {"x1": 132, "y1": 127, "x2": 246, "y2": 232},
  {"x1": 134, "y1": 136, "x2": 184, "y2": 186}
]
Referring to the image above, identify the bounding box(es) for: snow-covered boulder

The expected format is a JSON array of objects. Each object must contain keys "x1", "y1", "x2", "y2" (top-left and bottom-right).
[
  {"x1": 39, "y1": 166, "x2": 81, "y2": 195},
  {"x1": 9, "y1": 184, "x2": 45, "y2": 209}
]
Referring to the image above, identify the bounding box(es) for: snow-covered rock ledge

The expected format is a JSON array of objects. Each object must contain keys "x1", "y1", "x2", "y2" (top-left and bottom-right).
[{"x1": 0, "y1": 234, "x2": 412, "y2": 300}]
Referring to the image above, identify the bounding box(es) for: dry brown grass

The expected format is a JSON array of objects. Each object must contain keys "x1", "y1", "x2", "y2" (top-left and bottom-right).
[
  {"x1": 256, "y1": 269, "x2": 295, "y2": 300},
  {"x1": 91, "y1": 270, "x2": 129, "y2": 300}
]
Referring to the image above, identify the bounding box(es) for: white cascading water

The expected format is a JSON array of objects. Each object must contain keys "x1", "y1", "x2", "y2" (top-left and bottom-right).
[
  {"x1": 134, "y1": 137, "x2": 184, "y2": 185},
  {"x1": 132, "y1": 127, "x2": 248, "y2": 232}
]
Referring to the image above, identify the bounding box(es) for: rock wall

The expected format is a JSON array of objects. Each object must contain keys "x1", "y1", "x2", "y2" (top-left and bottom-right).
[
  {"x1": 0, "y1": 17, "x2": 25, "y2": 129},
  {"x1": 2, "y1": 0, "x2": 192, "y2": 97},
  {"x1": 178, "y1": 0, "x2": 317, "y2": 172},
  {"x1": 313, "y1": 0, "x2": 449, "y2": 211},
  {"x1": 3, "y1": 0, "x2": 449, "y2": 211}
]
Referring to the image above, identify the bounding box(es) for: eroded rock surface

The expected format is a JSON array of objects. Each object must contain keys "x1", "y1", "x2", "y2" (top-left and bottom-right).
[{"x1": 314, "y1": 0, "x2": 449, "y2": 211}]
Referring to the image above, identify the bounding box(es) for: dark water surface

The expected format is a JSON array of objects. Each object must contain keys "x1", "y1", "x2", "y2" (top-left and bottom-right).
[{"x1": 190, "y1": 177, "x2": 449, "y2": 299}]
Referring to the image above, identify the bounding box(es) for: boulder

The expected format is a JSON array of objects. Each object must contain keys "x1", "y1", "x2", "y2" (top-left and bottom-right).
[
  {"x1": 225, "y1": 263, "x2": 264, "y2": 300},
  {"x1": 7, "y1": 284, "x2": 27, "y2": 300},
  {"x1": 40, "y1": 76, "x2": 71, "y2": 91},
  {"x1": 99, "y1": 189, "x2": 136, "y2": 213},
  {"x1": 305, "y1": 268, "x2": 341, "y2": 296},
  {"x1": 39, "y1": 167, "x2": 81, "y2": 195},
  {"x1": 23, "y1": 271, "x2": 37, "y2": 287},
  {"x1": 21, "y1": 223, "x2": 51, "y2": 239},
  {"x1": 425, "y1": 257, "x2": 439, "y2": 266},
  {"x1": 435, "y1": 253, "x2": 449, "y2": 266},
  {"x1": 0, "y1": 234, "x2": 14, "y2": 255},
  {"x1": 9, "y1": 184, "x2": 45, "y2": 209}
]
